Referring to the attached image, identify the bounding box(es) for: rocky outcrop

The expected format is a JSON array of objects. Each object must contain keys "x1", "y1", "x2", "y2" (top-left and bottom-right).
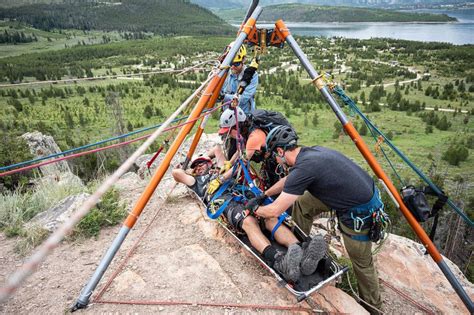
[
  {"x1": 376, "y1": 234, "x2": 474, "y2": 314},
  {"x1": 21, "y1": 131, "x2": 71, "y2": 176},
  {"x1": 27, "y1": 193, "x2": 90, "y2": 232},
  {"x1": 313, "y1": 218, "x2": 474, "y2": 314}
]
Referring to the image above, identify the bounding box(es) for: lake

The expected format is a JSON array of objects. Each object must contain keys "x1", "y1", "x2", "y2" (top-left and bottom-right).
[{"x1": 253, "y1": 9, "x2": 474, "y2": 45}]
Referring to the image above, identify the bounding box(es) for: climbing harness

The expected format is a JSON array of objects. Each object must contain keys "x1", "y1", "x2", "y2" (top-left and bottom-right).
[{"x1": 337, "y1": 185, "x2": 390, "y2": 244}]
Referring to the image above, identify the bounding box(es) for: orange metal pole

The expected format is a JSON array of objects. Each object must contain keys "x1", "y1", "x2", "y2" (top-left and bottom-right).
[
  {"x1": 183, "y1": 75, "x2": 227, "y2": 169},
  {"x1": 344, "y1": 122, "x2": 442, "y2": 260},
  {"x1": 123, "y1": 7, "x2": 262, "y2": 228},
  {"x1": 124, "y1": 75, "x2": 226, "y2": 228}
]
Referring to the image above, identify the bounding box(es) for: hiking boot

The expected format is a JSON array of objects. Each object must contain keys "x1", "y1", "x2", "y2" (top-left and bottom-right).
[
  {"x1": 273, "y1": 244, "x2": 303, "y2": 283},
  {"x1": 300, "y1": 235, "x2": 327, "y2": 276}
]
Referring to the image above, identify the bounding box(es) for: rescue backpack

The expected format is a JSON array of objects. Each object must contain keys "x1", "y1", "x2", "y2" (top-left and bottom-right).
[{"x1": 249, "y1": 109, "x2": 292, "y2": 133}]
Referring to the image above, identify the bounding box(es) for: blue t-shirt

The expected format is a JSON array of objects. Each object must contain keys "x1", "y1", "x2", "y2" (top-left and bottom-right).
[{"x1": 283, "y1": 146, "x2": 374, "y2": 211}]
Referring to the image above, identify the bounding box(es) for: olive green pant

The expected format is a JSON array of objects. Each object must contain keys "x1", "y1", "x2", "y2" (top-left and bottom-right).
[{"x1": 292, "y1": 191, "x2": 382, "y2": 312}]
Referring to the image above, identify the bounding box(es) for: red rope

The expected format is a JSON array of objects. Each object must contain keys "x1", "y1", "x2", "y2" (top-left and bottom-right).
[
  {"x1": 379, "y1": 278, "x2": 435, "y2": 315},
  {"x1": 0, "y1": 103, "x2": 226, "y2": 178},
  {"x1": 95, "y1": 299, "x2": 313, "y2": 313},
  {"x1": 146, "y1": 147, "x2": 164, "y2": 169}
]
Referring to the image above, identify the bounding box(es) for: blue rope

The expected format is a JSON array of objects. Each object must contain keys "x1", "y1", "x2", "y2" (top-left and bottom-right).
[
  {"x1": 0, "y1": 109, "x2": 214, "y2": 172},
  {"x1": 333, "y1": 86, "x2": 473, "y2": 227},
  {"x1": 341, "y1": 91, "x2": 405, "y2": 186}
]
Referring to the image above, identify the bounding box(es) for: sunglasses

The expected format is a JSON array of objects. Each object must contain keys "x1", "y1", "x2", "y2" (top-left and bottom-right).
[{"x1": 231, "y1": 61, "x2": 242, "y2": 67}]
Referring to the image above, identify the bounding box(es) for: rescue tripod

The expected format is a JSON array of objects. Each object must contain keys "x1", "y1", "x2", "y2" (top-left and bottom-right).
[{"x1": 71, "y1": 4, "x2": 473, "y2": 313}]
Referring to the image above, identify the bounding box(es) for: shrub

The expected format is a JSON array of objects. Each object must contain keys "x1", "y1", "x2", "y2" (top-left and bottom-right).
[
  {"x1": 312, "y1": 112, "x2": 319, "y2": 127},
  {"x1": 358, "y1": 123, "x2": 368, "y2": 136},
  {"x1": 435, "y1": 115, "x2": 451, "y2": 131},
  {"x1": 442, "y1": 144, "x2": 469, "y2": 166},
  {"x1": 73, "y1": 189, "x2": 126, "y2": 239}
]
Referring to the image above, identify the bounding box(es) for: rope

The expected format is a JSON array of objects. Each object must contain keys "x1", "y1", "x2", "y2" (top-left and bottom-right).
[
  {"x1": 0, "y1": 74, "x2": 214, "y2": 303},
  {"x1": 379, "y1": 278, "x2": 435, "y2": 315},
  {"x1": 0, "y1": 113, "x2": 199, "y2": 172},
  {"x1": 146, "y1": 92, "x2": 199, "y2": 169},
  {"x1": 346, "y1": 272, "x2": 384, "y2": 314},
  {"x1": 94, "y1": 299, "x2": 313, "y2": 313},
  {"x1": 0, "y1": 102, "x2": 229, "y2": 178}
]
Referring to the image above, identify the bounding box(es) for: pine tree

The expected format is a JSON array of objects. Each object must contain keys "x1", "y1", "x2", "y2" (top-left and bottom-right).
[
  {"x1": 358, "y1": 123, "x2": 368, "y2": 136},
  {"x1": 312, "y1": 112, "x2": 319, "y2": 127}
]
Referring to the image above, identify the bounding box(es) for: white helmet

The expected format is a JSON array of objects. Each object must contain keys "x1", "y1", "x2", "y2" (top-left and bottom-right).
[{"x1": 218, "y1": 108, "x2": 246, "y2": 134}]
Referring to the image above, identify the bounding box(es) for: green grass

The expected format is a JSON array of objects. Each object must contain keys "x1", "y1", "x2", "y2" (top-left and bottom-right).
[
  {"x1": 71, "y1": 188, "x2": 126, "y2": 239},
  {"x1": 0, "y1": 175, "x2": 85, "y2": 253},
  {"x1": 0, "y1": 21, "x2": 127, "y2": 59},
  {"x1": 0, "y1": 176, "x2": 126, "y2": 253}
]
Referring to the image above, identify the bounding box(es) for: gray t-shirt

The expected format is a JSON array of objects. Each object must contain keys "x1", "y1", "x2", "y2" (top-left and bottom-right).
[
  {"x1": 283, "y1": 146, "x2": 374, "y2": 210},
  {"x1": 189, "y1": 174, "x2": 211, "y2": 199}
]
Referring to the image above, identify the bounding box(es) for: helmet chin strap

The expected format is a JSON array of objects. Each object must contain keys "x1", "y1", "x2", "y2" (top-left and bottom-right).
[{"x1": 278, "y1": 149, "x2": 289, "y2": 166}]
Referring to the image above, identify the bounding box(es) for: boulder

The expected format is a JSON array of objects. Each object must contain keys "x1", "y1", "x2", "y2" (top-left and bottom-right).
[
  {"x1": 27, "y1": 193, "x2": 90, "y2": 232},
  {"x1": 313, "y1": 218, "x2": 474, "y2": 314},
  {"x1": 21, "y1": 131, "x2": 71, "y2": 176},
  {"x1": 376, "y1": 234, "x2": 474, "y2": 314}
]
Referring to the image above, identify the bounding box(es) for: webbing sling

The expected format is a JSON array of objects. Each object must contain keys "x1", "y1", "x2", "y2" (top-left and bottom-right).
[
  {"x1": 206, "y1": 180, "x2": 234, "y2": 219},
  {"x1": 206, "y1": 162, "x2": 241, "y2": 219},
  {"x1": 238, "y1": 159, "x2": 288, "y2": 240}
]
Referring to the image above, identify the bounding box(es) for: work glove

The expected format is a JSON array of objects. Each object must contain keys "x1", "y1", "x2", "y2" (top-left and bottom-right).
[
  {"x1": 207, "y1": 176, "x2": 223, "y2": 195},
  {"x1": 220, "y1": 161, "x2": 232, "y2": 174},
  {"x1": 246, "y1": 194, "x2": 266, "y2": 215}
]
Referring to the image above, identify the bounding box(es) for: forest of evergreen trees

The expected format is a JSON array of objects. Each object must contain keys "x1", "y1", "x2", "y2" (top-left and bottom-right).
[
  {"x1": 0, "y1": 30, "x2": 37, "y2": 44},
  {"x1": 0, "y1": 0, "x2": 234, "y2": 35}
]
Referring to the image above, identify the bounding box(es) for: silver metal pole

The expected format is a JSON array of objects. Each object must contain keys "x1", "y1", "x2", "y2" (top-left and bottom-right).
[
  {"x1": 282, "y1": 27, "x2": 474, "y2": 313},
  {"x1": 284, "y1": 34, "x2": 349, "y2": 125},
  {"x1": 73, "y1": 226, "x2": 130, "y2": 310},
  {"x1": 243, "y1": 0, "x2": 259, "y2": 25}
]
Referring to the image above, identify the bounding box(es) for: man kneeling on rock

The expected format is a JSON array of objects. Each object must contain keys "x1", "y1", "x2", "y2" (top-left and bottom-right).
[{"x1": 172, "y1": 146, "x2": 327, "y2": 283}]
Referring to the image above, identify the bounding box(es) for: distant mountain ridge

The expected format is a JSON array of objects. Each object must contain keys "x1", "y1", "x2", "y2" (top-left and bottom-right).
[
  {"x1": 0, "y1": 0, "x2": 234, "y2": 35},
  {"x1": 191, "y1": 0, "x2": 469, "y2": 10},
  {"x1": 259, "y1": 3, "x2": 457, "y2": 23}
]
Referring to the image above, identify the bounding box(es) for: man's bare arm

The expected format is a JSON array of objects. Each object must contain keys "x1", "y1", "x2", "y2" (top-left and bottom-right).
[
  {"x1": 256, "y1": 192, "x2": 299, "y2": 218},
  {"x1": 264, "y1": 176, "x2": 287, "y2": 197}
]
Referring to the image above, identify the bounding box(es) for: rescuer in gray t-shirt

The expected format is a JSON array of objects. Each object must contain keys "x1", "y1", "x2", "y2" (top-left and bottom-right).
[
  {"x1": 254, "y1": 126, "x2": 383, "y2": 314},
  {"x1": 283, "y1": 146, "x2": 374, "y2": 211}
]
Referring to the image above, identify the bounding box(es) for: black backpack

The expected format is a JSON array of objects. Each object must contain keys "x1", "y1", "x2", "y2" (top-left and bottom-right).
[{"x1": 249, "y1": 109, "x2": 292, "y2": 133}]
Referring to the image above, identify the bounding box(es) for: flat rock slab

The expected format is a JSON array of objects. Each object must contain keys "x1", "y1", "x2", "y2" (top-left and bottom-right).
[{"x1": 108, "y1": 244, "x2": 242, "y2": 302}]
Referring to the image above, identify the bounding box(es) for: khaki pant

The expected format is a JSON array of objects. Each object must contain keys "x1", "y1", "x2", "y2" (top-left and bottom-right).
[{"x1": 292, "y1": 191, "x2": 382, "y2": 312}]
